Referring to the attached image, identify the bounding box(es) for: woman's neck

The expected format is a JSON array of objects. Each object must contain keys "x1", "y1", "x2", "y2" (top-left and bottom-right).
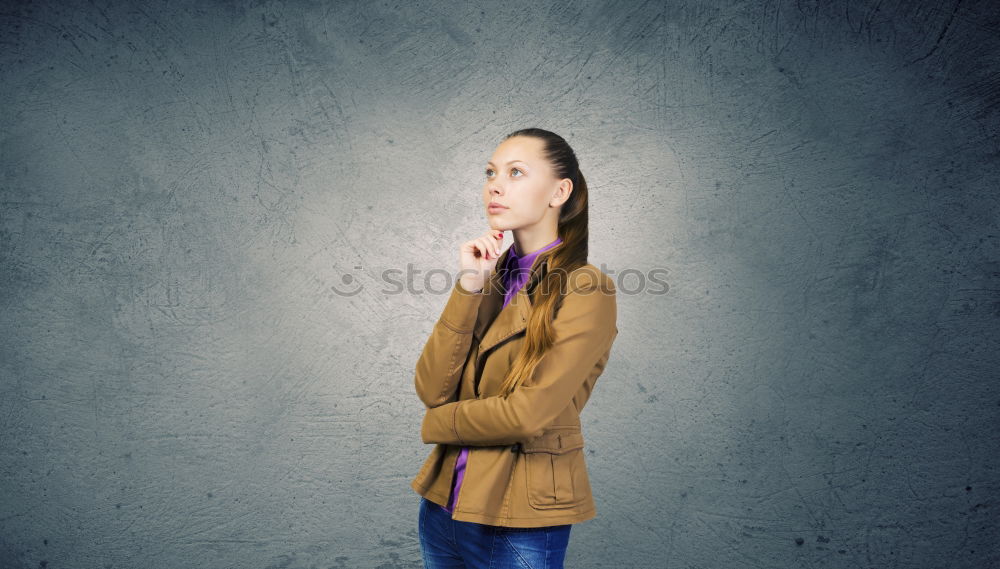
[{"x1": 512, "y1": 229, "x2": 560, "y2": 256}]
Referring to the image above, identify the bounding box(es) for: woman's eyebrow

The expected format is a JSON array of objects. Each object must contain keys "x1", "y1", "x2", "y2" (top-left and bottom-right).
[{"x1": 487, "y1": 160, "x2": 528, "y2": 166}]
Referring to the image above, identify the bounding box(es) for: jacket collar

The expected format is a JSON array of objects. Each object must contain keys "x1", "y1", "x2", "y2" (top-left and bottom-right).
[{"x1": 473, "y1": 244, "x2": 556, "y2": 354}]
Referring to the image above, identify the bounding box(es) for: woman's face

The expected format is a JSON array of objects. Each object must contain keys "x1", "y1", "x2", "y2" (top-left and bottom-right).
[{"x1": 482, "y1": 136, "x2": 567, "y2": 232}]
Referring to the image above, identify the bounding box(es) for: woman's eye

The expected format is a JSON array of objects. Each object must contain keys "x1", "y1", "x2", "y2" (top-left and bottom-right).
[{"x1": 485, "y1": 167, "x2": 523, "y2": 178}]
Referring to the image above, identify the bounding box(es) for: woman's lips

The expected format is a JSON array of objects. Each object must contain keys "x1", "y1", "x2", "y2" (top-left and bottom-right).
[{"x1": 487, "y1": 204, "x2": 508, "y2": 213}]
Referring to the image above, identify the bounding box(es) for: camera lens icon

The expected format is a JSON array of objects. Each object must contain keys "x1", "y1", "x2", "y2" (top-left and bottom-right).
[{"x1": 331, "y1": 265, "x2": 364, "y2": 297}]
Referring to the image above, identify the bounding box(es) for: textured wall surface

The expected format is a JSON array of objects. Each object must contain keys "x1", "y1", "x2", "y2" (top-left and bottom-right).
[{"x1": 2, "y1": 0, "x2": 998, "y2": 567}]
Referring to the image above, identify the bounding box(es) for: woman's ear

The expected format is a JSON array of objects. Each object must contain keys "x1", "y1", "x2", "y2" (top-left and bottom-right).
[{"x1": 549, "y1": 179, "x2": 573, "y2": 207}]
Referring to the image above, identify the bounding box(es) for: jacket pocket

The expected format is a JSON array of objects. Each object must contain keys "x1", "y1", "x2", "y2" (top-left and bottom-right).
[{"x1": 521, "y1": 427, "x2": 588, "y2": 509}]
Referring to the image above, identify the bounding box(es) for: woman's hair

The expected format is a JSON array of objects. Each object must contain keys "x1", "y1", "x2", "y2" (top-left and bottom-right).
[{"x1": 496, "y1": 127, "x2": 590, "y2": 398}]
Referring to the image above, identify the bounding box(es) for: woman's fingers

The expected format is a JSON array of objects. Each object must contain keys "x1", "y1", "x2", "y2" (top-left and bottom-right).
[
  {"x1": 486, "y1": 235, "x2": 501, "y2": 259},
  {"x1": 459, "y1": 230, "x2": 503, "y2": 280},
  {"x1": 471, "y1": 236, "x2": 484, "y2": 260},
  {"x1": 456, "y1": 230, "x2": 504, "y2": 293},
  {"x1": 491, "y1": 232, "x2": 502, "y2": 257},
  {"x1": 476, "y1": 236, "x2": 492, "y2": 260},
  {"x1": 481, "y1": 230, "x2": 502, "y2": 258}
]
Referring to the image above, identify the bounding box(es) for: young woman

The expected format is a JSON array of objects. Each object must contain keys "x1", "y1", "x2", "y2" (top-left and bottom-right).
[{"x1": 412, "y1": 128, "x2": 619, "y2": 568}]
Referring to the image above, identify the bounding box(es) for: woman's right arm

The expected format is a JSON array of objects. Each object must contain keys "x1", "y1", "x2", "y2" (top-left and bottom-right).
[
  {"x1": 415, "y1": 229, "x2": 503, "y2": 408},
  {"x1": 413, "y1": 279, "x2": 484, "y2": 408}
]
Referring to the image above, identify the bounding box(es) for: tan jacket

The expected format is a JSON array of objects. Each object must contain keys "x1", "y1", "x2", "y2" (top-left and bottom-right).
[{"x1": 410, "y1": 246, "x2": 619, "y2": 527}]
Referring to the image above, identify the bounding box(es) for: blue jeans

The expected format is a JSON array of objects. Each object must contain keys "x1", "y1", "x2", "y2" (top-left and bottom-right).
[{"x1": 418, "y1": 496, "x2": 573, "y2": 568}]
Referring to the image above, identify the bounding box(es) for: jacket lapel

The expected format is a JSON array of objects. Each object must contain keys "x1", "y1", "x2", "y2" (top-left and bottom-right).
[
  {"x1": 474, "y1": 248, "x2": 551, "y2": 357},
  {"x1": 472, "y1": 258, "x2": 507, "y2": 342}
]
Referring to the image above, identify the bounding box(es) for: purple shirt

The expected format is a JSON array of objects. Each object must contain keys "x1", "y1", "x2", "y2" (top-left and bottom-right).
[{"x1": 441, "y1": 236, "x2": 563, "y2": 515}]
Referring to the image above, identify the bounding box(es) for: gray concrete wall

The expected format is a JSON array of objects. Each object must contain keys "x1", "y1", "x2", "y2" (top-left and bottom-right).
[{"x1": 2, "y1": 0, "x2": 997, "y2": 567}]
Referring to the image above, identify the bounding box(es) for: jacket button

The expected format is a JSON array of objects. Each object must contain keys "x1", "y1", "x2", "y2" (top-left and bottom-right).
[{"x1": 511, "y1": 442, "x2": 521, "y2": 453}]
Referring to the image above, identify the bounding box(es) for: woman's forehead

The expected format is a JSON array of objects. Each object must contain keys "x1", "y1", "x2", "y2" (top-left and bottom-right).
[{"x1": 491, "y1": 136, "x2": 545, "y2": 163}]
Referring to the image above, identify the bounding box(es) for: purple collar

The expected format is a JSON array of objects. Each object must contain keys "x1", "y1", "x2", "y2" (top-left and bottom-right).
[
  {"x1": 503, "y1": 236, "x2": 562, "y2": 289},
  {"x1": 510, "y1": 237, "x2": 561, "y2": 271}
]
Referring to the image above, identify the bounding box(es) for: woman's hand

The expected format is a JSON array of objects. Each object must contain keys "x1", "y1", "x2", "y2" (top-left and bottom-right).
[{"x1": 458, "y1": 229, "x2": 504, "y2": 293}]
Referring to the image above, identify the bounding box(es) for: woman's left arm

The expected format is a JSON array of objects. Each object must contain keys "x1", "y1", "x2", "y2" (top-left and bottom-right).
[{"x1": 420, "y1": 276, "x2": 617, "y2": 446}]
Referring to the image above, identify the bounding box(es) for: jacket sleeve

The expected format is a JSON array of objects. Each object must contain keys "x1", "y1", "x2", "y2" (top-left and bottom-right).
[
  {"x1": 413, "y1": 279, "x2": 484, "y2": 408},
  {"x1": 421, "y1": 278, "x2": 617, "y2": 445}
]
